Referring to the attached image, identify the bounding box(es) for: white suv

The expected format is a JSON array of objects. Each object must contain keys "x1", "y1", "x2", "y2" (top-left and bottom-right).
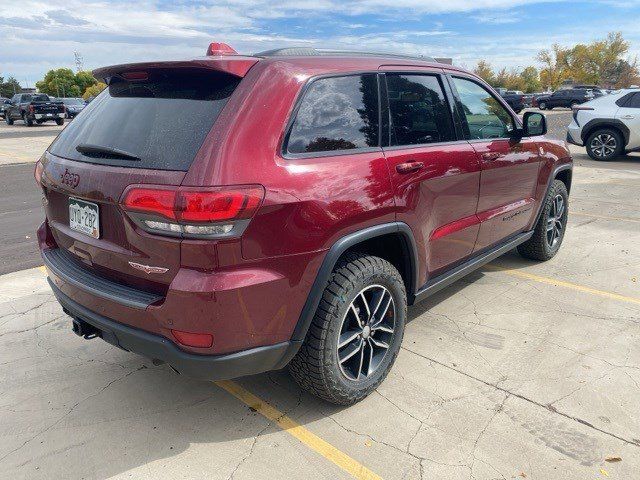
[{"x1": 567, "y1": 89, "x2": 640, "y2": 160}]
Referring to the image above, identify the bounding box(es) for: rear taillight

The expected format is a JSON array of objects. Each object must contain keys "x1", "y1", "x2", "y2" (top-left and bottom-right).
[
  {"x1": 28, "y1": 105, "x2": 34, "y2": 113},
  {"x1": 34, "y1": 160, "x2": 44, "y2": 186},
  {"x1": 572, "y1": 105, "x2": 593, "y2": 123},
  {"x1": 120, "y1": 185, "x2": 264, "y2": 239}
]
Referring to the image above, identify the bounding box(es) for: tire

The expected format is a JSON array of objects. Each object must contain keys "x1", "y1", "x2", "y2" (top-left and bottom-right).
[
  {"x1": 517, "y1": 179, "x2": 568, "y2": 261},
  {"x1": 585, "y1": 128, "x2": 623, "y2": 161},
  {"x1": 23, "y1": 113, "x2": 33, "y2": 127},
  {"x1": 538, "y1": 101, "x2": 547, "y2": 110},
  {"x1": 5, "y1": 114, "x2": 13, "y2": 125},
  {"x1": 289, "y1": 252, "x2": 407, "y2": 405},
  {"x1": 56, "y1": 118, "x2": 64, "y2": 126}
]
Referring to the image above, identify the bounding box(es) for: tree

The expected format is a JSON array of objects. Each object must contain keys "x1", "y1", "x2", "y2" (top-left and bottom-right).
[
  {"x1": 520, "y1": 66, "x2": 541, "y2": 93},
  {"x1": 75, "y1": 71, "x2": 98, "y2": 95},
  {"x1": 36, "y1": 68, "x2": 81, "y2": 97},
  {"x1": 537, "y1": 32, "x2": 638, "y2": 88},
  {"x1": 82, "y1": 82, "x2": 107, "y2": 100},
  {"x1": 474, "y1": 60, "x2": 497, "y2": 86},
  {"x1": 36, "y1": 68, "x2": 100, "y2": 98},
  {"x1": 0, "y1": 76, "x2": 22, "y2": 97}
]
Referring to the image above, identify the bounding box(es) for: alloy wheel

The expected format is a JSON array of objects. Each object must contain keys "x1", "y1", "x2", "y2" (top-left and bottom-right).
[
  {"x1": 337, "y1": 285, "x2": 395, "y2": 381},
  {"x1": 590, "y1": 133, "x2": 617, "y2": 159},
  {"x1": 546, "y1": 194, "x2": 565, "y2": 248}
]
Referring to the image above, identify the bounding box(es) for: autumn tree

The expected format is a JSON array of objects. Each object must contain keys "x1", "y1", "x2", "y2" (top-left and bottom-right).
[
  {"x1": 474, "y1": 60, "x2": 497, "y2": 87},
  {"x1": 82, "y1": 82, "x2": 107, "y2": 100},
  {"x1": 538, "y1": 32, "x2": 638, "y2": 89}
]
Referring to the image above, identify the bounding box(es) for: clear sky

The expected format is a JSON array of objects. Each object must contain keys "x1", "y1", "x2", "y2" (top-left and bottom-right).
[{"x1": 1, "y1": 0, "x2": 639, "y2": 86}]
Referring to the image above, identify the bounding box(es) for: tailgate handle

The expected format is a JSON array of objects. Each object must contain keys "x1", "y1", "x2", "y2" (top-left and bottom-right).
[{"x1": 396, "y1": 161, "x2": 424, "y2": 174}]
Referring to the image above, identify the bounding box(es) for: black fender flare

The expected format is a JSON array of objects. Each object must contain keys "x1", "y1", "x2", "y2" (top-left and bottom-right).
[
  {"x1": 532, "y1": 163, "x2": 573, "y2": 225},
  {"x1": 290, "y1": 222, "x2": 418, "y2": 343},
  {"x1": 580, "y1": 119, "x2": 630, "y2": 147}
]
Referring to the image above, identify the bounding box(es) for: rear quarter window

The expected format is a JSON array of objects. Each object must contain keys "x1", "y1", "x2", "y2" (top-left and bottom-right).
[
  {"x1": 48, "y1": 69, "x2": 240, "y2": 171},
  {"x1": 285, "y1": 74, "x2": 379, "y2": 155}
]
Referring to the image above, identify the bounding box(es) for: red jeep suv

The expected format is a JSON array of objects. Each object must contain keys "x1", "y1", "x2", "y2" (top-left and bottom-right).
[{"x1": 37, "y1": 44, "x2": 572, "y2": 405}]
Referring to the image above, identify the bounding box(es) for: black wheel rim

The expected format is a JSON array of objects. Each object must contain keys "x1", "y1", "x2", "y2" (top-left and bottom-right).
[
  {"x1": 546, "y1": 194, "x2": 565, "y2": 248},
  {"x1": 337, "y1": 285, "x2": 395, "y2": 381}
]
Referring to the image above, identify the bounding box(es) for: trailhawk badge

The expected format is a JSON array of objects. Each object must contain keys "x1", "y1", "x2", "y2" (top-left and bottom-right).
[{"x1": 128, "y1": 261, "x2": 169, "y2": 275}]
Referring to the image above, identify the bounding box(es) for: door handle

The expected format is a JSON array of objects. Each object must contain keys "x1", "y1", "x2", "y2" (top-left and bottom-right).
[
  {"x1": 481, "y1": 152, "x2": 502, "y2": 161},
  {"x1": 396, "y1": 161, "x2": 424, "y2": 174},
  {"x1": 620, "y1": 115, "x2": 635, "y2": 119}
]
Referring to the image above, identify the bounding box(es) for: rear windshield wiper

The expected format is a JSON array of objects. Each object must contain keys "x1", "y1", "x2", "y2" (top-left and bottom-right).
[{"x1": 76, "y1": 143, "x2": 141, "y2": 161}]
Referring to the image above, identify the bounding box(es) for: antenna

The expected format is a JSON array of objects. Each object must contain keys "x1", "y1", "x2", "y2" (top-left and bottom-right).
[{"x1": 74, "y1": 51, "x2": 84, "y2": 72}]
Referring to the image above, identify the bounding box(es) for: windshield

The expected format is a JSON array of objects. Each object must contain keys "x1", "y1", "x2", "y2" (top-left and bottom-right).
[
  {"x1": 49, "y1": 68, "x2": 240, "y2": 171},
  {"x1": 32, "y1": 94, "x2": 50, "y2": 102}
]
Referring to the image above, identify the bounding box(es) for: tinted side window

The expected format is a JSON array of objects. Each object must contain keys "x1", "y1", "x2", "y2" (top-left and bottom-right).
[
  {"x1": 386, "y1": 74, "x2": 455, "y2": 146},
  {"x1": 452, "y1": 77, "x2": 514, "y2": 140},
  {"x1": 286, "y1": 74, "x2": 379, "y2": 154},
  {"x1": 625, "y1": 92, "x2": 640, "y2": 108}
]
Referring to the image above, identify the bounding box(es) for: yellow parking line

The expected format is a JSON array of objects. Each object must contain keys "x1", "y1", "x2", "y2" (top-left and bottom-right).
[
  {"x1": 215, "y1": 380, "x2": 382, "y2": 480},
  {"x1": 571, "y1": 211, "x2": 640, "y2": 224},
  {"x1": 485, "y1": 265, "x2": 640, "y2": 306}
]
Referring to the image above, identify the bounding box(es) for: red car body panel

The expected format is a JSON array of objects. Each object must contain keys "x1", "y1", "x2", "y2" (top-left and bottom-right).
[{"x1": 38, "y1": 51, "x2": 572, "y2": 375}]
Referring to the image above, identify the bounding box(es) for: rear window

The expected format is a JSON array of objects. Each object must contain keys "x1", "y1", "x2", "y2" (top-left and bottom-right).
[{"x1": 49, "y1": 69, "x2": 240, "y2": 171}]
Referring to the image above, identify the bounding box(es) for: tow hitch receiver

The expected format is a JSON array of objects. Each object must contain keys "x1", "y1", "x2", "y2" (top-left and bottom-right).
[{"x1": 72, "y1": 318, "x2": 100, "y2": 339}]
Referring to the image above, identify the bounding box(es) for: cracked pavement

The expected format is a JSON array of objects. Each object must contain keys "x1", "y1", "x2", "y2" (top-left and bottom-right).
[{"x1": 1, "y1": 144, "x2": 640, "y2": 479}]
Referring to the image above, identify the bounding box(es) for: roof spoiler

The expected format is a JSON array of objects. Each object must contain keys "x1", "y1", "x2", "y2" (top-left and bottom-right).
[{"x1": 93, "y1": 57, "x2": 258, "y2": 84}]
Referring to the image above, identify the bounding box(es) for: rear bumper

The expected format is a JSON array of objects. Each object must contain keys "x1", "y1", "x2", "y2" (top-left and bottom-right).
[{"x1": 50, "y1": 279, "x2": 300, "y2": 381}]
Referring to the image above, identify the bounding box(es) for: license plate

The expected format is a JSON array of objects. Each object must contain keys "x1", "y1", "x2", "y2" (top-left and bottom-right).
[{"x1": 69, "y1": 198, "x2": 100, "y2": 239}]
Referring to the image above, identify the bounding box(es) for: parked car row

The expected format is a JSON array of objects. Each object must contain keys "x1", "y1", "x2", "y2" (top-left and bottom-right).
[
  {"x1": 1, "y1": 94, "x2": 87, "y2": 125},
  {"x1": 536, "y1": 87, "x2": 605, "y2": 110}
]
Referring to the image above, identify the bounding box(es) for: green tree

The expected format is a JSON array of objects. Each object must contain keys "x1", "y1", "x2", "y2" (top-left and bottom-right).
[
  {"x1": 0, "y1": 76, "x2": 22, "y2": 97},
  {"x1": 520, "y1": 66, "x2": 541, "y2": 93},
  {"x1": 36, "y1": 68, "x2": 81, "y2": 97},
  {"x1": 75, "y1": 71, "x2": 98, "y2": 95},
  {"x1": 82, "y1": 82, "x2": 107, "y2": 100}
]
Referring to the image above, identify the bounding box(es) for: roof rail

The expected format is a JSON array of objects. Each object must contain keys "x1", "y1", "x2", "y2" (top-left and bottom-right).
[{"x1": 254, "y1": 47, "x2": 436, "y2": 63}]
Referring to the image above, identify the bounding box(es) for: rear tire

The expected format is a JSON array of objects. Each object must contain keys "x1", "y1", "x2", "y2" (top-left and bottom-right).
[
  {"x1": 518, "y1": 179, "x2": 568, "y2": 261},
  {"x1": 289, "y1": 252, "x2": 406, "y2": 405},
  {"x1": 23, "y1": 113, "x2": 33, "y2": 126},
  {"x1": 5, "y1": 114, "x2": 13, "y2": 125},
  {"x1": 538, "y1": 101, "x2": 547, "y2": 110},
  {"x1": 55, "y1": 118, "x2": 64, "y2": 126},
  {"x1": 585, "y1": 128, "x2": 623, "y2": 161}
]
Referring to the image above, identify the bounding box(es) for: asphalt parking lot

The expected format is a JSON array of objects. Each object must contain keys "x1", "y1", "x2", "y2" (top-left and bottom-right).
[{"x1": 1, "y1": 110, "x2": 639, "y2": 479}]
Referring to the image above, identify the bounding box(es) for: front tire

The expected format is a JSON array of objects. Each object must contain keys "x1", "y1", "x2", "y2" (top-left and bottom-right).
[
  {"x1": 289, "y1": 252, "x2": 406, "y2": 405},
  {"x1": 518, "y1": 179, "x2": 568, "y2": 261},
  {"x1": 586, "y1": 128, "x2": 623, "y2": 161}
]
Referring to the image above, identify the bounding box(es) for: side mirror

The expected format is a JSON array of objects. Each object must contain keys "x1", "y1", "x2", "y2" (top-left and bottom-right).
[{"x1": 522, "y1": 111, "x2": 546, "y2": 136}]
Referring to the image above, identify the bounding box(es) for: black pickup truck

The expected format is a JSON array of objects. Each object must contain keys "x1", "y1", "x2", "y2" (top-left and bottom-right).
[
  {"x1": 499, "y1": 90, "x2": 527, "y2": 114},
  {"x1": 4, "y1": 93, "x2": 65, "y2": 126}
]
